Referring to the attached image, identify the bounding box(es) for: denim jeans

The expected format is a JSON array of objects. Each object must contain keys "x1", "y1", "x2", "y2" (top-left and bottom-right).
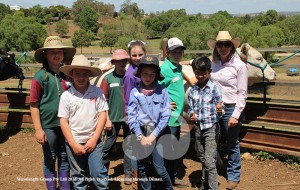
[
  {"x1": 163, "y1": 126, "x2": 181, "y2": 184},
  {"x1": 195, "y1": 124, "x2": 218, "y2": 190},
  {"x1": 66, "y1": 140, "x2": 108, "y2": 190},
  {"x1": 103, "y1": 122, "x2": 132, "y2": 175},
  {"x1": 42, "y1": 127, "x2": 69, "y2": 175},
  {"x1": 136, "y1": 139, "x2": 173, "y2": 190},
  {"x1": 219, "y1": 104, "x2": 244, "y2": 182}
]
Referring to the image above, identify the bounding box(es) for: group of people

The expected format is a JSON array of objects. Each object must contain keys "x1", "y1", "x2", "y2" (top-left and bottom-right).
[{"x1": 30, "y1": 30, "x2": 248, "y2": 190}]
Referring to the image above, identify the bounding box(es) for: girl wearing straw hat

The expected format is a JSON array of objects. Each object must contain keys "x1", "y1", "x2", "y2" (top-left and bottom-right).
[
  {"x1": 207, "y1": 31, "x2": 248, "y2": 190},
  {"x1": 30, "y1": 36, "x2": 76, "y2": 190}
]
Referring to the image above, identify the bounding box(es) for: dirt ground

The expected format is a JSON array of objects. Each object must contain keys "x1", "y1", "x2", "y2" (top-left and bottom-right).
[{"x1": 0, "y1": 131, "x2": 299, "y2": 190}]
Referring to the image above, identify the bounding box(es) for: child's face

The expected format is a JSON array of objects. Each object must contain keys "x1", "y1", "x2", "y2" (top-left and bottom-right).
[
  {"x1": 168, "y1": 47, "x2": 184, "y2": 64},
  {"x1": 194, "y1": 69, "x2": 211, "y2": 84},
  {"x1": 70, "y1": 69, "x2": 90, "y2": 88},
  {"x1": 112, "y1": 59, "x2": 127, "y2": 74},
  {"x1": 45, "y1": 49, "x2": 63, "y2": 65},
  {"x1": 140, "y1": 66, "x2": 157, "y2": 88},
  {"x1": 130, "y1": 46, "x2": 145, "y2": 66}
]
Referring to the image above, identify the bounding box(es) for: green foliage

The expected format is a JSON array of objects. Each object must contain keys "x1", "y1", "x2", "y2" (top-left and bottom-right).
[
  {"x1": 120, "y1": 0, "x2": 143, "y2": 20},
  {"x1": 78, "y1": 7, "x2": 99, "y2": 33},
  {"x1": 276, "y1": 15, "x2": 300, "y2": 45},
  {"x1": 21, "y1": 127, "x2": 35, "y2": 133},
  {"x1": 255, "y1": 151, "x2": 275, "y2": 161},
  {"x1": 72, "y1": 29, "x2": 96, "y2": 53},
  {"x1": 99, "y1": 30, "x2": 119, "y2": 53},
  {"x1": 72, "y1": 0, "x2": 97, "y2": 22},
  {"x1": 56, "y1": 19, "x2": 69, "y2": 37},
  {"x1": 0, "y1": 3, "x2": 10, "y2": 22},
  {"x1": 0, "y1": 12, "x2": 47, "y2": 51}
]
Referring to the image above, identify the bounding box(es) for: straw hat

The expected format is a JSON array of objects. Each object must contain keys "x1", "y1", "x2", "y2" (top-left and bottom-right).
[
  {"x1": 111, "y1": 49, "x2": 129, "y2": 61},
  {"x1": 34, "y1": 36, "x2": 76, "y2": 63},
  {"x1": 59, "y1": 55, "x2": 102, "y2": 77},
  {"x1": 207, "y1": 31, "x2": 241, "y2": 50}
]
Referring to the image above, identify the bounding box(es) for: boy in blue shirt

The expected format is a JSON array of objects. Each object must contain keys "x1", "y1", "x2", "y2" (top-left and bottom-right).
[
  {"x1": 127, "y1": 55, "x2": 173, "y2": 190},
  {"x1": 188, "y1": 56, "x2": 223, "y2": 190}
]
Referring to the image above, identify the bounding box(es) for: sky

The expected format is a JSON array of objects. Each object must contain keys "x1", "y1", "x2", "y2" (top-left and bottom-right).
[{"x1": 1, "y1": 0, "x2": 300, "y2": 15}]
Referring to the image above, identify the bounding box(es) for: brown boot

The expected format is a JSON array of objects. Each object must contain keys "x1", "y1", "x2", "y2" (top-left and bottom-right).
[
  {"x1": 173, "y1": 177, "x2": 189, "y2": 188},
  {"x1": 226, "y1": 181, "x2": 238, "y2": 190}
]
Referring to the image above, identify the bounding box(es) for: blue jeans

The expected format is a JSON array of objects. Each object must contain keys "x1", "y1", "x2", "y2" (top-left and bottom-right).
[
  {"x1": 195, "y1": 124, "x2": 218, "y2": 190},
  {"x1": 163, "y1": 126, "x2": 181, "y2": 184},
  {"x1": 136, "y1": 139, "x2": 173, "y2": 190},
  {"x1": 66, "y1": 140, "x2": 108, "y2": 190},
  {"x1": 103, "y1": 122, "x2": 132, "y2": 175},
  {"x1": 219, "y1": 104, "x2": 244, "y2": 182},
  {"x1": 42, "y1": 127, "x2": 69, "y2": 175}
]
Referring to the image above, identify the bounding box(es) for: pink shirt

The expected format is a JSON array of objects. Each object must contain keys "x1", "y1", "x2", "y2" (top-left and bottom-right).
[{"x1": 210, "y1": 56, "x2": 248, "y2": 119}]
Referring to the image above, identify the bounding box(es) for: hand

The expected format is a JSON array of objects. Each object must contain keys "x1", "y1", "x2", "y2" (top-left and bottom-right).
[
  {"x1": 84, "y1": 138, "x2": 97, "y2": 153},
  {"x1": 216, "y1": 101, "x2": 223, "y2": 116},
  {"x1": 35, "y1": 128, "x2": 46, "y2": 144},
  {"x1": 140, "y1": 136, "x2": 152, "y2": 146},
  {"x1": 105, "y1": 120, "x2": 113, "y2": 131},
  {"x1": 189, "y1": 112, "x2": 197, "y2": 122},
  {"x1": 170, "y1": 102, "x2": 177, "y2": 111},
  {"x1": 72, "y1": 143, "x2": 86, "y2": 155},
  {"x1": 228, "y1": 117, "x2": 238, "y2": 128}
]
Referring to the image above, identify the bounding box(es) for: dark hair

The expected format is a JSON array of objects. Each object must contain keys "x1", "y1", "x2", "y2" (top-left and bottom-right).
[
  {"x1": 138, "y1": 64, "x2": 161, "y2": 81},
  {"x1": 128, "y1": 40, "x2": 146, "y2": 55},
  {"x1": 191, "y1": 56, "x2": 211, "y2": 72}
]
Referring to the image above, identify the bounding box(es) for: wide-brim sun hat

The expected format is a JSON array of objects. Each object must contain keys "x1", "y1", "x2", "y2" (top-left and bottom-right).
[
  {"x1": 207, "y1": 31, "x2": 241, "y2": 50},
  {"x1": 134, "y1": 55, "x2": 164, "y2": 81},
  {"x1": 34, "y1": 36, "x2": 76, "y2": 63},
  {"x1": 59, "y1": 54, "x2": 102, "y2": 77},
  {"x1": 111, "y1": 49, "x2": 129, "y2": 61}
]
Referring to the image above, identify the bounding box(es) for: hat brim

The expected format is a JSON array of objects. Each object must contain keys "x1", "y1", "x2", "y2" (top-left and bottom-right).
[
  {"x1": 207, "y1": 37, "x2": 241, "y2": 50},
  {"x1": 134, "y1": 66, "x2": 164, "y2": 81},
  {"x1": 59, "y1": 65, "x2": 102, "y2": 77},
  {"x1": 168, "y1": 45, "x2": 186, "y2": 51},
  {"x1": 34, "y1": 46, "x2": 76, "y2": 63}
]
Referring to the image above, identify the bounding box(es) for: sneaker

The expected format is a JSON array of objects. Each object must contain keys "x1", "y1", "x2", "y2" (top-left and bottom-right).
[
  {"x1": 173, "y1": 177, "x2": 189, "y2": 188},
  {"x1": 124, "y1": 174, "x2": 132, "y2": 185},
  {"x1": 226, "y1": 181, "x2": 238, "y2": 190}
]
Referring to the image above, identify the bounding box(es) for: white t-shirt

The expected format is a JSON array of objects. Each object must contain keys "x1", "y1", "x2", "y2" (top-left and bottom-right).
[{"x1": 58, "y1": 84, "x2": 108, "y2": 143}]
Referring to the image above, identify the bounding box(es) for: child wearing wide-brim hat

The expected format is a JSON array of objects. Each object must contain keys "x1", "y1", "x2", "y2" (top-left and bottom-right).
[
  {"x1": 58, "y1": 54, "x2": 109, "y2": 189},
  {"x1": 30, "y1": 36, "x2": 76, "y2": 190}
]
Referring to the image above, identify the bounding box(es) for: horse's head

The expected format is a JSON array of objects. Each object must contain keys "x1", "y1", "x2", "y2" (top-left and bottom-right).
[{"x1": 236, "y1": 43, "x2": 276, "y2": 86}]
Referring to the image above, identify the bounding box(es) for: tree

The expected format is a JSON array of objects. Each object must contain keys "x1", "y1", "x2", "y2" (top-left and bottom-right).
[
  {"x1": 0, "y1": 11, "x2": 47, "y2": 51},
  {"x1": 72, "y1": 0, "x2": 97, "y2": 22},
  {"x1": 99, "y1": 30, "x2": 119, "y2": 53},
  {"x1": 120, "y1": 0, "x2": 143, "y2": 20},
  {"x1": 0, "y1": 3, "x2": 10, "y2": 22},
  {"x1": 71, "y1": 29, "x2": 96, "y2": 53},
  {"x1": 78, "y1": 7, "x2": 99, "y2": 34},
  {"x1": 56, "y1": 19, "x2": 69, "y2": 37}
]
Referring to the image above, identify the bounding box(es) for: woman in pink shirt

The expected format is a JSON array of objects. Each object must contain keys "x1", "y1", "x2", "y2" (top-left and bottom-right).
[{"x1": 208, "y1": 31, "x2": 248, "y2": 190}]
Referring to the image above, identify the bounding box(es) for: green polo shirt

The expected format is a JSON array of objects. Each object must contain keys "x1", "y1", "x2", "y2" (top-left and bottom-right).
[
  {"x1": 30, "y1": 69, "x2": 66, "y2": 129},
  {"x1": 159, "y1": 58, "x2": 185, "y2": 127}
]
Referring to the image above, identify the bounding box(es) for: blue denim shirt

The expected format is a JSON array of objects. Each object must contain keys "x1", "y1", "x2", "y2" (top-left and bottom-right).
[{"x1": 127, "y1": 84, "x2": 170, "y2": 137}]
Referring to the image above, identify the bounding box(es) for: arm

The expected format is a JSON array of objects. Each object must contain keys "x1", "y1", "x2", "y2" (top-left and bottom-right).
[
  {"x1": 100, "y1": 79, "x2": 113, "y2": 131},
  {"x1": 60, "y1": 117, "x2": 86, "y2": 155},
  {"x1": 182, "y1": 70, "x2": 197, "y2": 85},
  {"x1": 30, "y1": 102, "x2": 46, "y2": 144},
  {"x1": 127, "y1": 89, "x2": 143, "y2": 137}
]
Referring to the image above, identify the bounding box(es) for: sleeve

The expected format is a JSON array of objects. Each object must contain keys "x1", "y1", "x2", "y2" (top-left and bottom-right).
[
  {"x1": 152, "y1": 88, "x2": 171, "y2": 137},
  {"x1": 232, "y1": 62, "x2": 248, "y2": 119},
  {"x1": 127, "y1": 88, "x2": 143, "y2": 136},
  {"x1": 57, "y1": 92, "x2": 70, "y2": 119},
  {"x1": 187, "y1": 87, "x2": 194, "y2": 117},
  {"x1": 96, "y1": 89, "x2": 109, "y2": 113},
  {"x1": 100, "y1": 77, "x2": 109, "y2": 101},
  {"x1": 123, "y1": 74, "x2": 135, "y2": 108}
]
